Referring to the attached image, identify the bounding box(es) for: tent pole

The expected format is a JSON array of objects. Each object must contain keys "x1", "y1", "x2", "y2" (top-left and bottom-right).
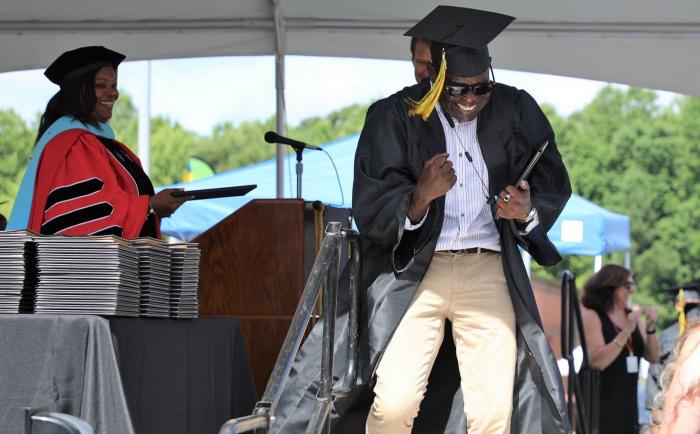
[
  {"x1": 272, "y1": 0, "x2": 287, "y2": 198},
  {"x1": 137, "y1": 60, "x2": 152, "y2": 175},
  {"x1": 624, "y1": 250, "x2": 631, "y2": 270},
  {"x1": 594, "y1": 255, "x2": 603, "y2": 272}
]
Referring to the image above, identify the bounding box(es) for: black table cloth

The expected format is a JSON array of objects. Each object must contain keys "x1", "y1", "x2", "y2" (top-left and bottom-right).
[
  {"x1": 109, "y1": 316, "x2": 258, "y2": 434},
  {"x1": 0, "y1": 315, "x2": 257, "y2": 434}
]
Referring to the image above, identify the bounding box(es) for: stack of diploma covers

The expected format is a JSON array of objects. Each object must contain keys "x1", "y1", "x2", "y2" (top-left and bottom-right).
[
  {"x1": 0, "y1": 234, "x2": 202, "y2": 318},
  {"x1": 132, "y1": 238, "x2": 173, "y2": 317},
  {"x1": 0, "y1": 230, "x2": 37, "y2": 313},
  {"x1": 33, "y1": 235, "x2": 141, "y2": 316},
  {"x1": 167, "y1": 243, "x2": 200, "y2": 319}
]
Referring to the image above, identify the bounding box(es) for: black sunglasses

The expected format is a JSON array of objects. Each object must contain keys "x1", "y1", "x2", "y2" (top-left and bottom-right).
[
  {"x1": 442, "y1": 65, "x2": 496, "y2": 97},
  {"x1": 444, "y1": 80, "x2": 494, "y2": 97}
]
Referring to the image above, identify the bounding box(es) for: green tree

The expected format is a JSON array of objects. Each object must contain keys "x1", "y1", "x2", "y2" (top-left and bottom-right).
[
  {"x1": 0, "y1": 109, "x2": 34, "y2": 217},
  {"x1": 289, "y1": 103, "x2": 370, "y2": 145},
  {"x1": 149, "y1": 117, "x2": 201, "y2": 185},
  {"x1": 192, "y1": 102, "x2": 372, "y2": 174},
  {"x1": 194, "y1": 116, "x2": 277, "y2": 173},
  {"x1": 109, "y1": 91, "x2": 201, "y2": 185},
  {"x1": 110, "y1": 92, "x2": 138, "y2": 149},
  {"x1": 536, "y1": 88, "x2": 700, "y2": 326}
]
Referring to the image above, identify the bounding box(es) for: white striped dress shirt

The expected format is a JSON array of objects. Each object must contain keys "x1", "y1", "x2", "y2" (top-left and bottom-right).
[
  {"x1": 404, "y1": 104, "x2": 501, "y2": 252},
  {"x1": 434, "y1": 106, "x2": 501, "y2": 251}
]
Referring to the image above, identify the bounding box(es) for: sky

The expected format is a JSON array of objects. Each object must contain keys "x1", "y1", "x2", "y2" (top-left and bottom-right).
[{"x1": 0, "y1": 55, "x2": 676, "y2": 138}]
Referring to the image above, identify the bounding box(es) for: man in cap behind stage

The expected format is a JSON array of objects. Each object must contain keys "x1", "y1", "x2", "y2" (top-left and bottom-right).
[
  {"x1": 270, "y1": 6, "x2": 571, "y2": 434},
  {"x1": 353, "y1": 5, "x2": 571, "y2": 433},
  {"x1": 646, "y1": 285, "x2": 700, "y2": 415}
]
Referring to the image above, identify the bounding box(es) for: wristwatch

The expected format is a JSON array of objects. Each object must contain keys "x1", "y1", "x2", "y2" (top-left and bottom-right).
[{"x1": 518, "y1": 204, "x2": 537, "y2": 224}]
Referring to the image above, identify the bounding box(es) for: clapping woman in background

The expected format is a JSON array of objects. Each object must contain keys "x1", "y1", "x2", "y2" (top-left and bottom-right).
[{"x1": 581, "y1": 264, "x2": 660, "y2": 434}]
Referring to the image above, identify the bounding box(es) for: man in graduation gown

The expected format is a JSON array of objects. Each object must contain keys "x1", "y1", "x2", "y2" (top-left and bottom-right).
[{"x1": 271, "y1": 6, "x2": 571, "y2": 433}]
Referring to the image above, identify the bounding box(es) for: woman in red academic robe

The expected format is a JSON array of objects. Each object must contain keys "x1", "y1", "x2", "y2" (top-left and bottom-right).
[{"x1": 9, "y1": 46, "x2": 186, "y2": 238}]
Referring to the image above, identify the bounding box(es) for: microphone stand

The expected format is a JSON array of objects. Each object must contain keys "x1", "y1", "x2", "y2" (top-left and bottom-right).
[
  {"x1": 292, "y1": 145, "x2": 304, "y2": 199},
  {"x1": 264, "y1": 131, "x2": 319, "y2": 199}
]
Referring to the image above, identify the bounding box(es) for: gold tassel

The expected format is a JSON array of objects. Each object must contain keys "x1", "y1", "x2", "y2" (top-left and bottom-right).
[
  {"x1": 676, "y1": 288, "x2": 687, "y2": 335},
  {"x1": 407, "y1": 48, "x2": 447, "y2": 121}
]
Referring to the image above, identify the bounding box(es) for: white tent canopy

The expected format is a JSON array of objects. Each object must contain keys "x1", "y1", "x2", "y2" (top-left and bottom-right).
[
  {"x1": 2, "y1": 0, "x2": 700, "y2": 97},
  {"x1": 3, "y1": 0, "x2": 699, "y2": 195}
]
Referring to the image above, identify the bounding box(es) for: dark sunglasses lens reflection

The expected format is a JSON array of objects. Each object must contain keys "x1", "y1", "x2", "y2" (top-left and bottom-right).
[{"x1": 445, "y1": 81, "x2": 493, "y2": 97}]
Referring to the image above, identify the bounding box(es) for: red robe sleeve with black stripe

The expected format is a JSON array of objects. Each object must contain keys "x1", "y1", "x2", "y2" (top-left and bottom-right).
[{"x1": 28, "y1": 129, "x2": 160, "y2": 239}]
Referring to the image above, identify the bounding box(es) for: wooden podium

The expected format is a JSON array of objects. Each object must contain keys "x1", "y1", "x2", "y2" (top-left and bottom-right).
[{"x1": 194, "y1": 199, "x2": 351, "y2": 394}]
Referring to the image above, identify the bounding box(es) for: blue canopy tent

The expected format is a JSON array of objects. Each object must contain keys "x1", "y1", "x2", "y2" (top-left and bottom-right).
[
  {"x1": 161, "y1": 134, "x2": 631, "y2": 267},
  {"x1": 548, "y1": 194, "x2": 630, "y2": 256}
]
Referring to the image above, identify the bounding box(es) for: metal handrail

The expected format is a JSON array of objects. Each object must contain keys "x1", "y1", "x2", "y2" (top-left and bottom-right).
[
  {"x1": 23, "y1": 407, "x2": 95, "y2": 434},
  {"x1": 560, "y1": 270, "x2": 596, "y2": 434},
  {"x1": 219, "y1": 222, "x2": 360, "y2": 434},
  {"x1": 304, "y1": 223, "x2": 340, "y2": 434},
  {"x1": 336, "y1": 229, "x2": 360, "y2": 396}
]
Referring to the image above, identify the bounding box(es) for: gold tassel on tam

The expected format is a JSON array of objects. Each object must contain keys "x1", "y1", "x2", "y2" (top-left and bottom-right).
[
  {"x1": 676, "y1": 288, "x2": 687, "y2": 335},
  {"x1": 407, "y1": 49, "x2": 447, "y2": 121}
]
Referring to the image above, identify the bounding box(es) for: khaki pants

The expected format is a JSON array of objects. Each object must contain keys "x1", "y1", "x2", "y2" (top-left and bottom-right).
[{"x1": 366, "y1": 251, "x2": 516, "y2": 434}]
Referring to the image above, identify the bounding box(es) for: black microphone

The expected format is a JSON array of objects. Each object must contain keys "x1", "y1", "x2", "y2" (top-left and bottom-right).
[
  {"x1": 445, "y1": 113, "x2": 456, "y2": 129},
  {"x1": 264, "y1": 131, "x2": 322, "y2": 151}
]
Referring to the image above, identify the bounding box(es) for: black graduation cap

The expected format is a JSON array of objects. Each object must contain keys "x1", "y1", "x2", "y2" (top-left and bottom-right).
[
  {"x1": 44, "y1": 46, "x2": 125, "y2": 86},
  {"x1": 662, "y1": 284, "x2": 700, "y2": 303},
  {"x1": 662, "y1": 284, "x2": 700, "y2": 333},
  {"x1": 404, "y1": 6, "x2": 514, "y2": 77}
]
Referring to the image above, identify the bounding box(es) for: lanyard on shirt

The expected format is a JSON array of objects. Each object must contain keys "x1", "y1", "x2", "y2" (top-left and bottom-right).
[{"x1": 624, "y1": 335, "x2": 633, "y2": 355}]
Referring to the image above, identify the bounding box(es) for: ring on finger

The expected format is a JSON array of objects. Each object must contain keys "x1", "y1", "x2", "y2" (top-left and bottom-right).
[{"x1": 503, "y1": 193, "x2": 511, "y2": 202}]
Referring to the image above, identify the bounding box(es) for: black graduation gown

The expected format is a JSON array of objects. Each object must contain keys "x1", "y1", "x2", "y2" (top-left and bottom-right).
[{"x1": 271, "y1": 81, "x2": 573, "y2": 434}]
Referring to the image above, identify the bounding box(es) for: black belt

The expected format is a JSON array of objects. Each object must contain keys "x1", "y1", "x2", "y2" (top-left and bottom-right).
[{"x1": 444, "y1": 247, "x2": 500, "y2": 255}]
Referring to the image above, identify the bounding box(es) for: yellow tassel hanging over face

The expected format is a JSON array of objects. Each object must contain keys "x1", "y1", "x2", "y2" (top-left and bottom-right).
[{"x1": 407, "y1": 48, "x2": 447, "y2": 121}]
